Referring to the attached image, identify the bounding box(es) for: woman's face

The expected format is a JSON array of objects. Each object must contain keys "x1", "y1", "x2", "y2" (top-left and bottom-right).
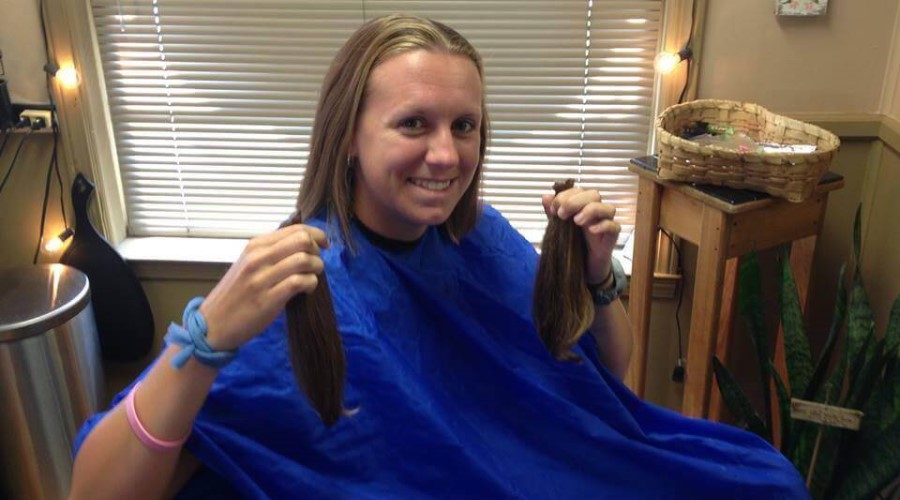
[{"x1": 351, "y1": 50, "x2": 483, "y2": 241}]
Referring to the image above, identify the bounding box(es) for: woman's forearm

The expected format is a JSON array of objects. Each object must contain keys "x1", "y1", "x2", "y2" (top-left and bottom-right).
[
  {"x1": 69, "y1": 345, "x2": 218, "y2": 500},
  {"x1": 588, "y1": 299, "x2": 633, "y2": 380}
]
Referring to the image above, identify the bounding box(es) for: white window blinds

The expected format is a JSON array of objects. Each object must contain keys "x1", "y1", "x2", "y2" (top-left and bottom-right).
[{"x1": 90, "y1": 0, "x2": 661, "y2": 243}]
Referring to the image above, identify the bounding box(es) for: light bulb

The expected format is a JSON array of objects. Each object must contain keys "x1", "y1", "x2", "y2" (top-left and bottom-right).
[
  {"x1": 654, "y1": 47, "x2": 692, "y2": 75},
  {"x1": 55, "y1": 66, "x2": 81, "y2": 89},
  {"x1": 654, "y1": 52, "x2": 681, "y2": 74},
  {"x1": 44, "y1": 228, "x2": 74, "y2": 252}
]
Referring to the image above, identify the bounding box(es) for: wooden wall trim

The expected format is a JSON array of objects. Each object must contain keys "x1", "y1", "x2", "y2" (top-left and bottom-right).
[
  {"x1": 790, "y1": 112, "x2": 881, "y2": 140},
  {"x1": 790, "y1": 112, "x2": 900, "y2": 153},
  {"x1": 879, "y1": 115, "x2": 900, "y2": 153}
]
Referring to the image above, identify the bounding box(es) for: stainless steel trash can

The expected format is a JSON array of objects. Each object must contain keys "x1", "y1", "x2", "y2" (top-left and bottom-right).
[{"x1": 0, "y1": 264, "x2": 104, "y2": 500}]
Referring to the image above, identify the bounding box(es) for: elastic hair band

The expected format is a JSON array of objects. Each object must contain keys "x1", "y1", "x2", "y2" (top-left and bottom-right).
[
  {"x1": 124, "y1": 382, "x2": 188, "y2": 452},
  {"x1": 165, "y1": 297, "x2": 238, "y2": 369}
]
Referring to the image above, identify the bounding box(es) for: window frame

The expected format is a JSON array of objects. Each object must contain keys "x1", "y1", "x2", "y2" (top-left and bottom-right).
[{"x1": 46, "y1": 0, "x2": 701, "y2": 281}]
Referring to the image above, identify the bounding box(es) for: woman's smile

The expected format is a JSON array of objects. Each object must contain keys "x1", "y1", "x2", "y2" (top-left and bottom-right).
[
  {"x1": 350, "y1": 50, "x2": 483, "y2": 241},
  {"x1": 409, "y1": 177, "x2": 454, "y2": 191}
]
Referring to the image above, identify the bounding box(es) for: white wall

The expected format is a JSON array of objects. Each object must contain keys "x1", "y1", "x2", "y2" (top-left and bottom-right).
[
  {"x1": 0, "y1": 0, "x2": 51, "y2": 104},
  {"x1": 698, "y1": 0, "x2": 898, "y2": 114}
]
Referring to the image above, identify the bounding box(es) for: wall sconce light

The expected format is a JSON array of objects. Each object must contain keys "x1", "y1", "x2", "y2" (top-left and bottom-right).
[
  {"x1": 654, "y1": 47, "x2": 692, "y2": 74},
  {"x1": 44, "y1": 227, "x2": 74, "y2": 253},
  {"x1": 43, "y1": 62, "x2": 80, "y2": 89}
]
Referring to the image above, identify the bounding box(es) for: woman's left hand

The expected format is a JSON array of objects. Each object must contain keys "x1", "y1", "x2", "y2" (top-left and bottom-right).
[{"x1": 542, "y1": 187, "x2": 621, "y2": 285}]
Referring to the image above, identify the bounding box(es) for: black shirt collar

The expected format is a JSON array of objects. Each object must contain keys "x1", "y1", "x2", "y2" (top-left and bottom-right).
[{"x1": 352, "y1": 217, "x2": 425, "y2": 252}]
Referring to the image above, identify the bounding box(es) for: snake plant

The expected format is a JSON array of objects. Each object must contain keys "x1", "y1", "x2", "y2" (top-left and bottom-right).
[{"x1": 712, "y1": 206, "x2": 900, "y2": 499}]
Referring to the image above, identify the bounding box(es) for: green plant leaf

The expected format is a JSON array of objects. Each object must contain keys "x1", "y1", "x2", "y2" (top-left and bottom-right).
[
  {"x1": 864, "y1": 354, "x2": 900, "y2": 433},
  {"x1": 712, "y1": 356, "x2": 770, "y2": 442},
  {"x1": 852, "y1": 204, "x2": 861, "y2": 266},
  {"x1": 808, "y1": 426, "x2": 846, "y2": 498},
  {"x1": 738, "y1": 252, "x2": 773, "y2": 430},
  {"x1": 833, "y1": 417, "x2": 900, "y2": 499},
  {"x1": 788, "y1": 420, "x2": 816, "y2": 477},
  {"x1": 780, "y1": 249, "x2": 814, "y2": 398},
  {"x1": 804, "y1": 263, "x2": 847, "y2": 402},
  {"x1": 769, "y1": 361, "x2": 793, "y2": 452},
  {"x1": 885, "y1": 359, "x2": 900, "y2": 430},
  {"x1": 845, "y1": 274, "x2": 876, "y2": 402},
  {"x1": 830, "y1": 298, "x2": 900, "y2": 499},
  {"x1": 885, "y1": 295, "x2": 900, "y2": 359},
  {"x1": 848, "y1": 339, "x2": 886, "y2": 410},
  {"x1": 886, "y1": 360, "x2": 900, "y2": 430}
]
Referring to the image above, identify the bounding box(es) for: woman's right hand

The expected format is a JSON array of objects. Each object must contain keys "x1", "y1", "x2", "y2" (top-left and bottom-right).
[{"x1": 199, "y1": 224, "x2": 328, "y2": 351}]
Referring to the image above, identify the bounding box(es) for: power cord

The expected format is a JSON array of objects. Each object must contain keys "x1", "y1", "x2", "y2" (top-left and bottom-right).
[
  {"x1": 0, "y1": 129, "x2": 10, "y2": 158},
  {"x1": 660, "y1": 227, "x2": 686, "y2": 382},
  {"x1": 0, "y1": 129, "x2": 33, "y2": 198},
  {"x1": 33, "y1": 121, "x2": 60, "y2": 264},
  {"x1": 52, "y1": 125, "x2": 67, "y2": 228},
  {"x1": 677, "y1": 57, "x2": 692, "y2": 105},
  {"x1": 30, "y1": 0, "x2": 68, "y2": 263},
  {"x1": 677, "y1": 0, "x2": 698, "y2": 105},
  {"x1": 41, "y1": 0, "x2": 68, "y2": 226},
  {"x1": 38, "y1": 0, "x2": 56, "y2": 115}
]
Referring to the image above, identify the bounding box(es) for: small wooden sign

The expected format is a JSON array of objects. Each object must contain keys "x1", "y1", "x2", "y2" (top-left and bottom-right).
[{"x1": 790, "y1": 398, "x2": 863, "y2": 430}]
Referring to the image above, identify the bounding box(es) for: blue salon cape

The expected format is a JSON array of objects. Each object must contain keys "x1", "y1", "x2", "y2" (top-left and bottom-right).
[{"x1": 75, "y1": 205, "x2": 808, "y2": 499}]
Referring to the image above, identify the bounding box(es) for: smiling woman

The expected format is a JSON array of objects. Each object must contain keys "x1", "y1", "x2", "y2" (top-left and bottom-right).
[
  {"x1": 295, "y1": 15, "x2": 491, "y2": 247},
  {"x1": 69, "y1": 14, "x2": 808, "y2": 499},
  {"x1": 350, "y1": 50, "x2": 483, "y2": 241}
]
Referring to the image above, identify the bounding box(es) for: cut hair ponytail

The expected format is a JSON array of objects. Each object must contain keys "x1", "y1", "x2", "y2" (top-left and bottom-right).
[
  {"x1": 281, "y1": 212, "x2": 347, "y2": 426},
  {"x1": 533, "y1": 179, "x2": 595, "y2": 361}
]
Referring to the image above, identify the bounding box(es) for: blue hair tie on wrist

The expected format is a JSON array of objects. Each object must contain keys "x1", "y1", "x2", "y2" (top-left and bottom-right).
[{"x1": 165, "y1": 297, "x2": 238, "y2": 369}]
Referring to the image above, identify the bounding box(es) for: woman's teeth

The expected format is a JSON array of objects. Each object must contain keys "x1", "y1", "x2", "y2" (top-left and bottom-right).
[{"x1": 411, "y1": 179, "x2": 451, "y2": 191}]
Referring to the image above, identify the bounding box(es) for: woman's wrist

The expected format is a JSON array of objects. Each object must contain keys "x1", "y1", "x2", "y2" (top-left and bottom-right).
[
  {"x1": 198, "y1": 301, "x2": 240, "y2": 352},
  {"x1": 587, "y1": 257, "x2": 627, "y2": 306},
  {"x1": 590, "y1": 264, "x2": 616, "y2": 290},
  {"x1": 166, "y1": 297, "x2": 239, "y2": 370}
]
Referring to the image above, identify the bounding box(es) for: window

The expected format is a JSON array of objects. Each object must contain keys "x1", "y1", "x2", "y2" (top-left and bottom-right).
[{"x1": 87, "y1": 0, "x2": 662, "y2": 244}]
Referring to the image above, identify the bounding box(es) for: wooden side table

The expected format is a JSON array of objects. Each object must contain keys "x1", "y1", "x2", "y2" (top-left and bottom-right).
[{"x1": 625, "y1": 156, "x2": 844, "y2": 419}]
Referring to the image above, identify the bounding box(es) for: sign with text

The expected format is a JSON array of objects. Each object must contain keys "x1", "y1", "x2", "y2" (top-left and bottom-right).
[{"x1": 790, "y1": 398, "x2": 863, "y2": 431}]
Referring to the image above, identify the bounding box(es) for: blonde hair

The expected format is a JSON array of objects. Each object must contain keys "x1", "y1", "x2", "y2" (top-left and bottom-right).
[{"x1": 295, "y1": 14, "x2": 489, "y2": 243}]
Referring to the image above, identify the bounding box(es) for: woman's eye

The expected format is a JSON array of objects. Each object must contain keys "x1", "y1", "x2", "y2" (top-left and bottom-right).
[
  {"x1": 399, "y1": 118, "x2": 424, "y2": 130},
  {"x1": 453, "y1": 119, "x2": 476, "y2": 134}
]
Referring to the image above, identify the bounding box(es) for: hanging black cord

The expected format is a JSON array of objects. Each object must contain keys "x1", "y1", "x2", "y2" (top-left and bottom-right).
[
  {"x1": 33, "y1": 122, "x2": 62, "y2": 263},
  {"x1": 0, "y1": 130, "x2": 11, "y2": 158},
  {"x1": 677, "y1": 57, "x2": 692, "y2": 104},
  {"x1": 660, "y1": 228, "x2": 685, "y2": 370},
  {"x1": 38, "y1": 0, "x2": 57, "y2": 112},
  {"x1": 0, "y1": 130, "x2": 33, "y2": 197},
  {"x1": 33, "y1": 131, "x2": 58, "y2": 264},
  {"x1": 50, "y1": 122, "x2": 66, "y2": 226},
  {"x1": 677, "y1": 0, "x2": 698, "y2": 104},
  {"x1": 38, "y1": 0, "x2": 68, "y2": 230}
]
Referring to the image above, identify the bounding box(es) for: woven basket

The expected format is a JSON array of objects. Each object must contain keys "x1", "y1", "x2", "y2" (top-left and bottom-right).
[{"x1": 656, "y1": 99, "x2": 840, "y2": 202}]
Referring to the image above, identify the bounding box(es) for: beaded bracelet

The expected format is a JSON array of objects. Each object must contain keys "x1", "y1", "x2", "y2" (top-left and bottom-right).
[
  {"x1": 587, "y1": 256, "x2": 627, "y2": 306},
  {"x1": 124, "y1": 382, "x2": 189, "y2": 452},
  {"x1": 165, "y1": 297, "x2": 238, "y2": 369}
]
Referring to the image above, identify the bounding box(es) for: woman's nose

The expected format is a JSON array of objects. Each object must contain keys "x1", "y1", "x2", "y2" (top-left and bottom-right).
[{"x1": 425, "y1": 127, "x2": 459, "y2": 169}]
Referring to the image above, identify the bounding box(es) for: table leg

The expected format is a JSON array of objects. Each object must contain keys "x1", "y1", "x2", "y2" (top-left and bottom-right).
[
  {"x1": 682, "y1": 206, "x2": 730, "y2": 418},
  {"x1": 625, "y1": 176, "x2": 662, "y2": 396},
  {"x1": 708, "y1": 256, "x2": 740, "y2": 422}
]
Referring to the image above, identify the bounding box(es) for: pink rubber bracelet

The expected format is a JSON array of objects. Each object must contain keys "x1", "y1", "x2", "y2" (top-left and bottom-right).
[{"x1": 124, "y1": 382, "x2": 189, "y2": 452}]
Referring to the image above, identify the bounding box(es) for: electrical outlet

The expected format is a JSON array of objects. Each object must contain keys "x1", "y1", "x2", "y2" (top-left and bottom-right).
[{"x1": 20, "y1": 109, "x2": 53, "y2": 131}]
